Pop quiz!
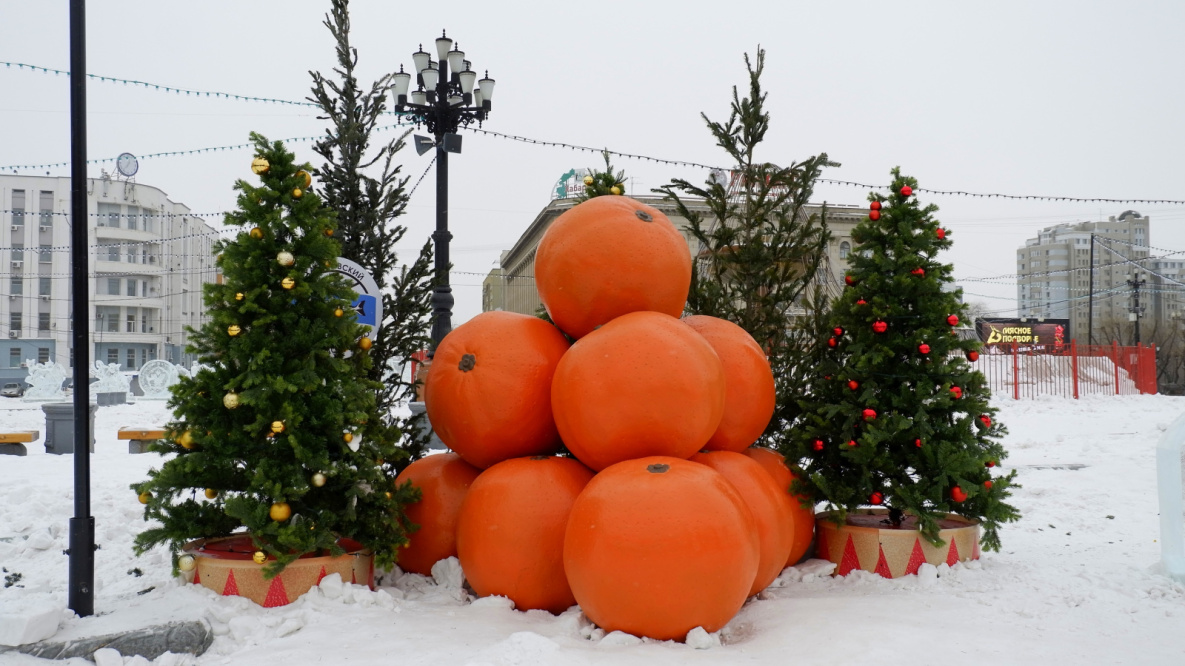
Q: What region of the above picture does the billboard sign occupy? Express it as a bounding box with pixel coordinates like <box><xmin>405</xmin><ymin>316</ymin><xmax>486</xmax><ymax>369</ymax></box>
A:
<box><xmin>329</xmin><ymin>258</ymin><xmax>382</xmax><ymax>335</ymax></box>
<box><xmin>976</xmin><ymin>318</ymin><xmax>1070</xmax><ymax>346</ymax></box>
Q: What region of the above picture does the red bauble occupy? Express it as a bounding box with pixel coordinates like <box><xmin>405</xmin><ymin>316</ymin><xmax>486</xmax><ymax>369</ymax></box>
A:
<box><xmin>936</xmin><ymin>228</ymin><xmax>946</xmax><ymax>240</ymax></box>
<box><xmin>918</xmin><ymin>344</ymin><xmax>931</xmax><ymax>355</ymax></box>
<box><xmin>984</xmin><ymin>480</ymin><xmax>993</xmax><ymax>490</ymax></box>
<box><xmin>966</xmin><ymin>350</ymin><xmax>980</xmax><ymax>362</ymax></box>
<box><xmin>812</xmin><ymin>439</ymin><xmax>824</xmax><ymax>452</ymax></box>
<box><xmin>844</xmin><ymin>274</ymin><xmax>855</xmax><ymax>286</ymax></box>
<box><xmin>870</xmin><ymin>201</ymin><xmax>882</xmax><ymax>211</ymax></box>
<box><xmin>833</xmin><ymin>327</ymin><xmax>844</xmax><ymax>336</ymax></box>
<box><xmin>950</xmin><ymin>386</ymin><xmax>963</xmax><ymax>399</ymax></box>
<box><xmin>870</xmin><ymin>491</ymin><xmax>884</xmax><ymax>505</ymax></box>
<box><xmin>950</xmin><ymin>486</ymin><xmax>967</xmax><ymax>503</ymax></box>
<box><xmin>900</xmin><ymin>185</ymin><xmax>913</xmax><ymax>197</ymax></box>
<box><xmin>847</xmin><ymin>439</ymin><xmax>858</xmax><ymax>447</ymax></box>
<box><xmin>827</xmin><ymin>337</ymin><xmax>838</xmax><ymax>348</ymax></box>
<box><xmin>862</xmin><ymin>408</ymin><xmax>876</xmax><ymax>421</ymax></box>
<box><xmin>856</xmin><ymin>299</ymin><xmax>867</xmax><ymax>306</ymax></box>
<box><xmin>914</xmin><ymin>438</ymin><xmax>923</xmax><ymax>448</ymax></box>
<box><xmin>869</xmin><ymin>210</ymin><xmax>881</xmax><ymax>221</ymax></box>
<box><xmin>947</xmin><ymin>315</ymin><xmax>959</xmax><ymax>326</ymax></box>
<box><xmin>847</xmin><ymin>380</ymin><xmax>859</xmax><ymax>391</ymax></box>
<box><xmin>979</xmin><ymin>415</ymin><xmax>992</xmax><ymax>428</ymax></box>
<box><xmin>910</xmin><ymin>268</ymin><xmax>925</xmax><ymax>277</ymax></box>
<box><xmin>986</xmin><ymin>460</ymin><xmax>996</xmax><ymax>468</ymax></box>
<box><xmin>872</xmin><ymin>320</ymin><xmax>888</xmax><ymax>334</ymax></box>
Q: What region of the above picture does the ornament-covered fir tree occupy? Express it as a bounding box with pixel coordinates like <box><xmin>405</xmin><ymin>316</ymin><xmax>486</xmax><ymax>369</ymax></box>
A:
<box><xmin>133</xmin><ymin>134</ymin><xmax>417</xmax><ymax>575</ymax></box>
<box><xmin>785</xmin><ymin>168</ymin><xmax>1020</xmax><ymax>551</ymax></box>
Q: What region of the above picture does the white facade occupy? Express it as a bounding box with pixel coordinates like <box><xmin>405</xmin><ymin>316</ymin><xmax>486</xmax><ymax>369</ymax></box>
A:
<box><xmin>1</xmin><ymin>173</ymin><xmax>221</xmax><ymax>385</ymax></box>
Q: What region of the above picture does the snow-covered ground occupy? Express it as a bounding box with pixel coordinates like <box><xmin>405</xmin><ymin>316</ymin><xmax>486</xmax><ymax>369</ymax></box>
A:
<box><xmin>2</xmin><ymin>395</ymin><xmax>1184</xmax><ymax>665</ymax></box>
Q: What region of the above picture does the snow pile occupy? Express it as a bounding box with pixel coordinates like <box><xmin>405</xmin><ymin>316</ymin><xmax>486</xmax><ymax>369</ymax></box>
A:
<box><xmin>2</xmin><ymin>396</ymin><xmax>1185</xmax><ymax>664</ymax></box>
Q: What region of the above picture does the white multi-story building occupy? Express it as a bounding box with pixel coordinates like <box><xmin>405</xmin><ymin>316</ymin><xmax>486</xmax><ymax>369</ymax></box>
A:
<box><xmin>1016</xmin><ymin>211</ymin><xmax>1151</xmax><ymax>342</ymax></box>
<box><xmin>1</xmin><ymin>173</ymin><xmax>221</xmax><ymax>386</ymax></box>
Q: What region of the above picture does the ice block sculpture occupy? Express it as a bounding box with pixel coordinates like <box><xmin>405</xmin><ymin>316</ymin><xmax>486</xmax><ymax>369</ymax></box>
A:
<box><xmin>1157</xmin><ymin>413</ymin><xmax>1185</xmax><ymax>583</ymax></box>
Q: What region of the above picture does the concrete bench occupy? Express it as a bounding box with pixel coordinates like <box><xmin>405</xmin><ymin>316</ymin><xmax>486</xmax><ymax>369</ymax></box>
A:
<box><xmin>0</xmin><ymin>431</ymin><xmax>40</xmax><ymax>456</ymax></box>
<box><xmin>118</xmin><ymin>427</ymin><xmax>166</xmax><ymax>454</ymax></box>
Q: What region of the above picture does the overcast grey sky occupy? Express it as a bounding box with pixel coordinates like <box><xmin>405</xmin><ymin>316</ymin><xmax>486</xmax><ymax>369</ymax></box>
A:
<box><xmin>3</xmin><ymin>0</ymin><xmax>1183</xmax><ymax>324</ymax></box>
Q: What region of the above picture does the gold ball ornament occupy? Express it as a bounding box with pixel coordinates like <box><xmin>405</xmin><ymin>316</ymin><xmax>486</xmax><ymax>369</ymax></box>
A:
<box><xmin>297</xmin><ymin>170</ymin><xmax>312</xmax><ymax>189</ymax></box>
<box><xmin>334</xmin><ymin>308</ymin><xmax>344</xmax><ymax>318</ymax></box>
<box><xmin>292</xmin><ymin>188</ymin><xmax>303</xmax><ymax>198</ymax></box>
<box><xmin>583</xmin><ymin>175</ymin><xmax>594</xmax><ymax>186</ymax></box>
<box><xmin>250</xmin><ymin>227</ymin><xmax>263</xmax><ymax>240</ymax></box>
<box><xmin>204</xmin><ymin>488</ymin><xmax>218</xmax><ymax>499</ymax></box>
<box><xmin>227</xmin><ymin>325</ymin><xmax>241</xmax><ymax>337</ymax></box>
<box><xmin>271</xmin><ymin>421</ymin><xmax>285</xmax><ymax>434</ymax></box>
<box><xmin>324</xmin><ymin>228</ymin><xmax>334</xmax><ymax>237</ymax></box>
<box><xmin>251</xmin><ymin>157</ymin><xmax>270</xmax><ymax>175</ymax></box>
<box><xmin>359</xmin><ymin>337</ymin><xmax>373</xmax><ymax>351</ymax></box>
<box><xmin>235</xmin><ymin>292</ymin><xmax>244</xmax><ymax>301</ymax></box>
<box><xmin>179</xmin><ymin>430</ymin><xmax>195</xmax><ymax>449</ymax></box>
<box><xmin>269</xmin><ymin>502</ymin><xmax>292</xmax><ymax>522</ymax></box>
<box><xmin>281</xmin><ymin>277</ymin><xmax>295</xmax><ymax>290</ymax></box>
<box><xmin>138</xmin><ymin>491</ymin><xmax>152</xmax><ymax>504</ymax></box>
<box><xmin>385</xmin><ymin>491</ymin><xmax>393</xmax><ymax>500</ymax></box>
<box><xmin>311</xmin><ymin>472</ymin><xmax>327</xmax><ymax>487</ymax></box>
<box><xmin>223</xmin><ymin>392</ymin><xmax>240</xmax><ymax>409</ymax></box>
<box><xmin>610</xmin><ymin>185</ymin><xmax>622</xmax><ymax>195</ymax></box>
<box><xmin>253</xmin><ymin>551</ymin><xmax>267</xmax><ymax>564</ymax></box>
<box><xmin>178</xmin><ymin>554</ymin><xmax>197</xmax><ymax>572</ymax></box>
<box><xmin>277</xmin><ymin>251</ymin><xmax>295</xmax><ymax>267</ymax></box>
<box><xmin>343</xmin><ymin>433</ymin><xmax>354</xmax><ymax>443</ymax></box>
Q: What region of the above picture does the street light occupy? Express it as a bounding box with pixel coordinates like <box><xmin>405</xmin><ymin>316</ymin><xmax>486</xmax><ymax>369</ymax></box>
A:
<box><xmin>391</xmin><ymin>30</ymin><xmax>495</xmax><ymax>348</ymax></box>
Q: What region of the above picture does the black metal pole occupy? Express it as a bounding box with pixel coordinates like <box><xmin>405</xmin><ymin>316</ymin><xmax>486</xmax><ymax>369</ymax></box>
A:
<box><xmin>68</xmin><ymin>0</ymin><xmax>94</xmax><ymax>617</ymax></box>
<box><xmin>429</xmin><ymin>58</ymin><xmax>453</xmax><ymax>348</ymax></box>
<box><xmin>1087</xmin><ymin>233</ymin><xmax>1095</xmax><ymax>346</ymax></box>
<box><xmin>1131</xmin><ymin>274</ymin><xmax>1142</xmax><ymax>345</ymax></box>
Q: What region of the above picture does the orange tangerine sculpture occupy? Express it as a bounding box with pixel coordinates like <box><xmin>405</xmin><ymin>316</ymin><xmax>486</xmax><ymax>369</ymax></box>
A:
<box><xmin>744</xmin><ymin>446</ymin><xmax>816</xmax><ymax>566</ymax></box>
<box><xmin>683</xmin><ymin>315</ymin><xmax>777</xmax><ymax>452</ymax></box>
<box><xmin>392</xmin><ymin>453</ymin><xmax>481</xmax><ymax>575</ymax></box>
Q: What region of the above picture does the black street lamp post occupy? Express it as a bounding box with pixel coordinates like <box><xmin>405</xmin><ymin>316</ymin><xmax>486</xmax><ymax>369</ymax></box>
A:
<box><xmin>391</xmin><ymin>31</ymin><xmax>495</xmax><ymax>348</ymax></box>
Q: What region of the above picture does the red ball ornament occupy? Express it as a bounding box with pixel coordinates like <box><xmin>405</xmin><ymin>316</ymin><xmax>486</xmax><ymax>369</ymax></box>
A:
<box><xmin>869</xmin><ymin>210</ymin><xmax>881</xmax><ymax>221</ymax></box>
<box><xmin>828</xmin><ymin>337</ymin><xmax>838</xmax><ymax>348</ymax></box>
<box><xmin>918</xmin><ymin>344</ymin><xmax>931</xmax><ymax>355</ymax></box>
<box><xmin>986</xmin><ymin>460</ymin><xmax>996</xmax><ymax>468</ymax></box>
<box><xmin>812</xmin><ymin>439</ymin><xmax>824</xmax><ymax>452</ymax></box>
<box><xmin>900</xmin><ymin>185</ymin><xmax>913</xmax><ymax>197</ymax></box>
<box><xmin>847</xmin><ymin>439</ymin><xmax>858</xmax><ymax>448</ymax></box>
<box><xmin>870</xmin><ymin>491</ymin><xmax>884</xmax><ymax>505</ymax></box>
<box><xmin>979</xmin><ymin>415</ymin><xmax>992</xmax><ymax>428</ymax></box>
<box><xmin>966</xmin><ymin>350</ymin><xmax>980</xmax><ymax>362</ymax></box>
<box><xmin>862</xmin><ymin>408</ymin><xmax>877</xmax><ymax>421</ymax></box>
<box><xmin>856</xmin><ymin>299</ymin><xmax>867</xmax><ymax>306</ymax></box>
<box><xmin>872</xmin><ymin>320</ymin><xmax>888</xmax><ymax>334</ymax></box>
<box><xmin>870</xmin><ymin>201</ymin><xmax>882</xmax><ymax>211</ymax></box>
<box><xmin>833</xmin><ymin>327</ymin><xmax>844</xmax><ymax>336</ymax></box>
<box><xmin>844</xmin><ymin>274</ymin><xmax>855</xmax><ymax>286</ymax></box>
<box><xmin>847</xmin><ymin>380</ymin><xmax>859</xmax><ymax>391</ymax></box>
<box><xmin>984</xmin><ymin>480</ymin><xmax>993</xmax><ymax>490</ymax></box>
<box><xmin>914</xmin><ymin>438</ymin><xmax>923</xmax><ymax>448</ymax></box>
<box><xmin>910</xmin><ymin>268</ymin><xmax>925</xmax><ymax>277</ymax></box>
<box><xmin>950</xmin><ymin>386</ymin><xmax>963</xmax><ymax>399</ymax></box>
<box><xmin>936</xmin><ymin>228</ymin><xmax>946</xmax><ymax>240</ymax></box>
<box><xmin>947</xmin><ymin>315</ymin><xmax>959</xmax><ymax>326</ymax></box>
<box><xmin>950</xmin><ymin>486</ymin><xmax>967</xmax><ymax>503</ymax></box>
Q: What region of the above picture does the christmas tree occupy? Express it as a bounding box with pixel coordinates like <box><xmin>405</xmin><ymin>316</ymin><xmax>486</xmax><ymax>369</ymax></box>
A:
<box><xmin>785</xmin><ymin>168</ymin><xmax>1020</xmax><ymax>551</ymax></box>
<box><xmin>133</xmin><ymin>134</ymin><xmax>417</xmax><ymax>575</ymax></box>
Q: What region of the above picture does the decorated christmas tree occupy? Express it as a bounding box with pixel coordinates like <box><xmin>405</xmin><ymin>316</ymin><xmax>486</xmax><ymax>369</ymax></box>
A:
<box><xmin>133</xmin><ymin>134</ymin><xmax>417</xmax><ymax>575</ymax></box>
<box><xmin>577</xmin><ymin>151</ymin><xmax>627</xmax><ymax>201</ymax></box>
<box><xmin>785</xmin><ymin>168</ymin><xmax>1020</xmax><ymax>551</ymax></box>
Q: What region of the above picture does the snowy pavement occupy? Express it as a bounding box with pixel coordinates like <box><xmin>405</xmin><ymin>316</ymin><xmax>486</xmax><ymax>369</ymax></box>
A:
<box><xmin>1</xmin><ymin>395</ymin><xmax>1184</xmax><ymax>665</ymax></box>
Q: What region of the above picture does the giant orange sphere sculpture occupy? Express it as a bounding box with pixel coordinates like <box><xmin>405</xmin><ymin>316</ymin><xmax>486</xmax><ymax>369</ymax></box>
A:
<box><xmin>564</xmin><ymin>456</ymin><xmax>759</xmax><ymax>640</ymax></box>
<box><xmin>535</xmin><ymin>196</ymin><xmax>691</xmax><ymax>339</ymax></box>
<box><xmin>551</xmin><ymin>311</ymin><xmax>725</xmax><ymax>471</ymax></box>
<box><xmin>744</xmin><ymin>446</ymin><xmax>815</xmax><ymax>567</ymax></box>
<box><xmin>456</xmin><ymin>456</ymin><xmax>594</xmax><ymax>614</ymax></box>
<box><xmin>393</xmin><ymin>453</ymin><xmax>482</xmax><ymax>575</ymax></box>
<box><xmin>425</xmin><ymin>311</ymin><xmax>571</xmax><ymax>469</ymax></box>
<box><xmin>683</xmin><ymin>315</ymin><xmax>776</xmax><ymax>452</ymax></box>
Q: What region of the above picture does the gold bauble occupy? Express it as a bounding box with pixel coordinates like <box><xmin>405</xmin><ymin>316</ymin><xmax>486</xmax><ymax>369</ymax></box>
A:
<box><xmin>179</xmin><ymin>430</ymin><xmax>194</xmax><ymax>449</ymax></box>
<box><xmin>235</xmin><ymin>292</ymin><xmax>244</xmax><ymax>301</ymax></box>
<box><xmin>204</xmin><ymin>488</ymin><xmax>218</xmax><ymax>499</ymax></box>
<box><xmin>311</xmin><ymin>472</ymin><xmax>327</xmax><ymax>487</ymax></box>
<box><xmin>297</xmin><ymin>170</ymin><xmax>312</xmax><ymax>189</ymax></box>
<box><xmin>359</xmin><ymin>337</ymin><xmax>373</xmax><ymax>351</ymax></box>
<box><xmin>227</xmin><ymin>325</ymin><xmax>241</xmax><ymax>337</ymax></box>
<box><xmin>292</xmin><ymin>188</ymin><xmax>303</xmax><ymax>198</ymax></box>
<box><xmin>249</xmin><ymin>227</ymin><xmax>263</xmax><ymax>240</ymax></box>
<box><xmin>253</xmin><ymin>551</ymin><xmax>267</xmax><ymax>564</ymax></box>
<box><xmin>385</xmin><ymin>492</ymin><xmax>392</xmax><ymax>500</ymax></box>
<box><xmin>251</xmin><ymin>157</ymin><xmax>270</xmax><ymax>175</ymax></box>
<box><xmin>325</xmin><ymin>228</ymin><xmax>334</xmax><ymax>237</ymax></box>
<box><xmin>583</xmin><ymin>175</ymin><xmax>594</xmax><ymax>186</ymax></box>
<box><xmin>281</xmin><ymin>277</ymin><xmax>295</xmax><ymax>290</ymax></box>
<box><xmin>277</xmin><ymin>251</ymin><xmax>295</xmax><ymax>267</ymax></box>
<box><xmin>178</xmin><ymin>554</ymin><xmax>197</xmax><ymax>572</ymax></box>
<box><xmin>223</xmin><ymin>392</ymin><xmax>240</xmax><ymax>409</ymax></box>
<box><xmin>610</xmin><ymin>185</ymin><xmax>622</xmax><ymax>195</ymax></box>
<box><xmin>271</xmin><ymin>421</ymin><xmax>285</xmax><ymax>434</ymax></box>
<box><xmin>334</xmin><ymin>308</ymin><xmax>344</xmax><ymax>318</ymax></box>
<box><xmin>269</xmin><ymin>502</ymin><xmax>292</xmax><ymax>522</ymax></box>
<box><xmin>343</xmin><ymin>433</ymin><xmax>354</xmax><ymax>443</ymax></box>
<box><xmin>138</xmin><ymin>491</ymin><xmax>152</xmax><ymax>504</ymax></box>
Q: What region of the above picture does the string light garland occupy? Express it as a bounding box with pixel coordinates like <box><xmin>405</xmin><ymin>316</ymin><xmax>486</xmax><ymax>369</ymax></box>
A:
<box><xmin>407</xmin><ymin>156</ymin><xmax>436</xmax><ymax>199</ymax></box>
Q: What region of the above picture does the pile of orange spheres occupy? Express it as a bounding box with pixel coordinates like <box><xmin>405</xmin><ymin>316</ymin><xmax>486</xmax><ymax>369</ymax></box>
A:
<box><xmin>410</xmin><ymin>195</ymin><xmax>816</xmax><ymax>641</ymax></box>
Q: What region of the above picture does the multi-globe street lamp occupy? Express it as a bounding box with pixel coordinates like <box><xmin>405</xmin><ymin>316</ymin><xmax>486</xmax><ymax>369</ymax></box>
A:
<box><xmin>390</xmin><ymin>31</ymin><xmax>495</xmax><ymax>348</ymax></box>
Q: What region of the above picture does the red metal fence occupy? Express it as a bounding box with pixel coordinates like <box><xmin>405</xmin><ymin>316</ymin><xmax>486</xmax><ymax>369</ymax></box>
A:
<box><xmin>973</xmin><ymin>341</ymin><xmax>1157</xmax><ymax>400</ymax></box>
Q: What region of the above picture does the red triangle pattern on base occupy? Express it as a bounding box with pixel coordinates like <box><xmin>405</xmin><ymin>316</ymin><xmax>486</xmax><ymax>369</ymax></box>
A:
<box><xmin>222</xmin><ymin>569</ymin><xmax>239</xmax><ymax>596</ymax></box>
<box><xmin>946</xmin><ymin>538</ymin><xmax>961</xmax><ymax>567</ymax></box>
<box><xmin>972</xmin><ymin>538</ymin><xmax>981</xmax><ymax>561</ymax></box>
<box><xmin>903</xmin><ymin>538</ymin><xmax>926</xmax><ymax>576</ymax></box>
<box><xmin>837</xmin><ymin>535</ymin><xmax>860</xmax><ymax>576</ymax></box>
<box><xmin>873</xmin><ymin>545</ymin><xmax>892</xmax><ymax>578</ymax></box>
<box><xmin>315</xmin><ymin>566</ymin><xmax>328</xmax><ymax>586</ymax></box>
<box><xmin>193</xmin><ymin>568</ymin><xmax>201</xmax><ymax>585</ymax></box>
<box><xmin>816</xmin><ymin>530</ymin><xmax>830</xmax><ymax>561</ymax></box>
<box><xmin>263</xmin><ymin>576</ymin><xmax>290</xmax><ymax>608</ymax></box>
<box><xmin>351</xmin><ymin>569</ymin><xmax>356</xmax><ymax>585</ymax></box>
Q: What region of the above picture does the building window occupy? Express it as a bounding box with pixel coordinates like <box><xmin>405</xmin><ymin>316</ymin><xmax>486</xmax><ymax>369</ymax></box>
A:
<box><xmin>39</xmin><ymin>245</ymin><xmax>51</xmax><ymax>263</ymax></box>
<box><xmin>141</xmin><ymin>311</ymin><xmax>149</xmax><ymax>333</ymax></box>
<box><xmin>126</xmin><ymin>207</ymin><xmax>138</xmax><ymax>231</ymax></box>
<box><xmin>39</xmin><ymin>191</ymin><xmax>53</xmax><ymax>226</ymax></box>
<box><xmin>126</xmin><ymin>348</ymin><xmax>136</xmax><ymax>369</ymax></box>
<box><xmin>98</xmin><ymin>203</ymin><xmax>120</xmax><ymax>228</ymax></box>
<box><xmin>107</xmin><ymin>245</ymin><xmax>119</xmax><ymax>262</ymax></box>
<box><xmin>12</xmin><ymin>190</ymin><xmax>26</xmax><ymax>228</ymax></box>
<box><xmin>39</xmin><ymin>277</ymin><xmax>50</xmax><ymax>296</ymax></box>
<box><xmin>126</xmin><ymin>308</ymin><xmax>138</xmax><ymax>333</ymax></box>
<box><xmin>108</xmin><ymin>278</ymin><xmax>121</xmax><ymax>296</ymax></box>
<box><xmin>839</xmin><ymin>241</ymin><xmax>851</xmax><ymax>260</ymax></box>
<box><xmin>140</xmin><ymin>348</ymin><xmax>148</xmax><ymax>366</ymax></box>
<box><xmin>38</xmin><ymin>313</ymin><xmax>49</xmax><ymax>331</ymax></box>
<box><xmin>127</xmin><ymin>280</ymin><xmax>136</xmax><ymax>297</ymax></box>
<box><xmin>97</xmin><ymin>306</ymin><xmax>119</xmax><ymax>333</ymax></box>
<box><xmin>11</xmin><ymin>277</ymin><xmax>22</xmax><ymax>295</ymax></box>
<box><xmin>10</xmin><ymin>312</ymin><xmax>21</xmax><ymax>331</ymax></box>
<box><xmin>12</xmin><ymin>245</ymin><xmax>24</xmax><ymax>262</ymax></box>
<box><xmin>107</xmin><ymin>348</ymin><xmax>119</xmax><ymax>365</ymax></box>
<box><xmin>9</xmin><ymin>348</ymin><xmax>19</xmax><ymax>367</ymax></box>
<box><xmin>38</xmin><ymin>347</ymin><xmax>49</xmax><ymax>363</ymax></box>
